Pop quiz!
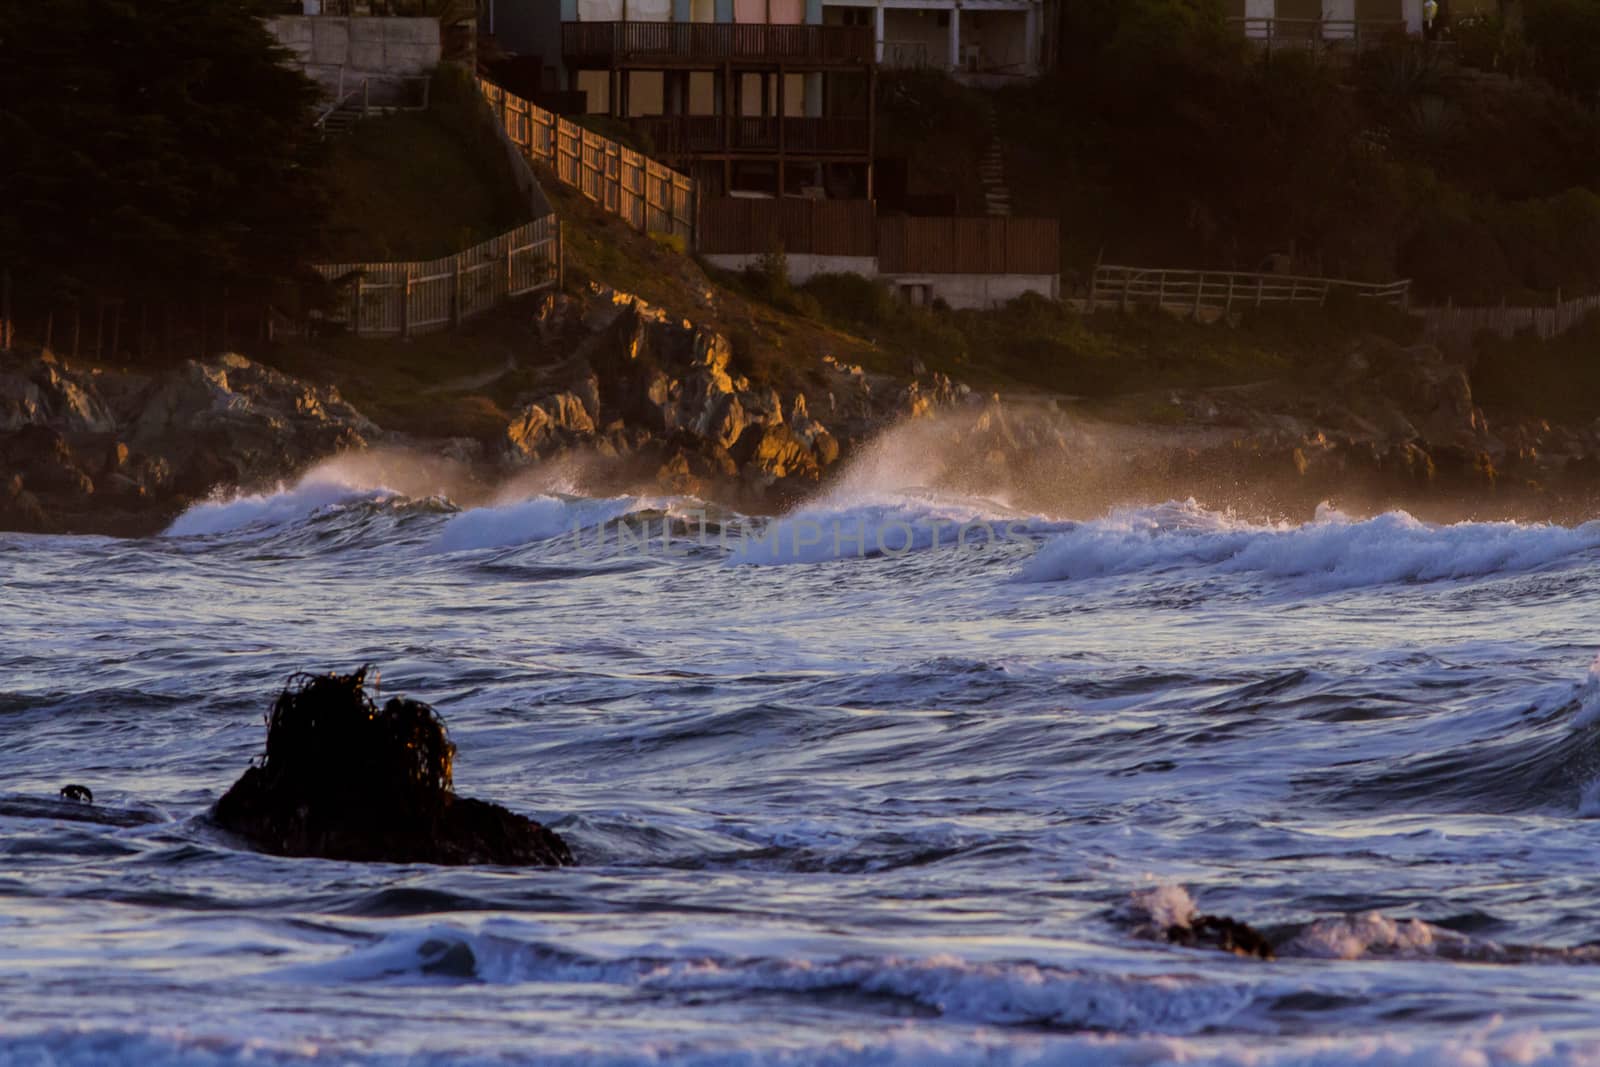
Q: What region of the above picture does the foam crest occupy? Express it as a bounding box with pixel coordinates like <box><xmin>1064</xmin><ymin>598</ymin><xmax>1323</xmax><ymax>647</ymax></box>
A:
<box><xmin>727</xmin><ymin>494</ymin><xmax>1055</xmax><ymax>566</ymax></box>
<box><xmin>430</xmin><ymin>495</ymin><xmax>640</xmax><ymax>552</ymax></box>
<box><xmin>164</xmin><ymin>478</ymin><xmax>400</xmax><ymax>538</ymax></box>
<box><xmin>1020</xmin><ymin>502</ymin><xmax>1600</xmax><ymax>590</ymax></box>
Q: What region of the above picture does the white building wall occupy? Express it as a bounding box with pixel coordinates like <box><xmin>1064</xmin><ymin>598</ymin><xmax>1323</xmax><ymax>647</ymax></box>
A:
<box><xmin>700</xmin><ymin>254</ymin><xmax>1059</xmax><ymax>309</ymax></box>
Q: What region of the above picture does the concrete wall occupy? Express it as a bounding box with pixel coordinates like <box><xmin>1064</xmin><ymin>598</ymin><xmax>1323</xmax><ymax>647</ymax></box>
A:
<box><xmin>701</xmin><ymin>252</ymin><xmax>879</xmax><ymax>283</ymax></box>
<box><xmin>268</xmin><ymin>16</ymin><xmax>439</xmax><ymax>98</ymax></box>
<box><xmin>701</xmin><ymin>254</ymin><xmax>1059</xmax><ymax>308</ymax></box>
<box><xmin>885</xmin><ymin>272</ymin><xmax>1059</xmax><ymax>309</ymax></box>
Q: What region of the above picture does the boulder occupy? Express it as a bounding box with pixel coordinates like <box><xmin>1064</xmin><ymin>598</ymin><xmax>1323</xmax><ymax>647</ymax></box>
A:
<box><xmin>212</xmin><ymin>669</ymin><xmax>573</xmax><ymax>868</ymax></box>
<box><xmin>505</xmin><ymin>391</ymin><xmax>597</xmax><ymax>461</ymax></box>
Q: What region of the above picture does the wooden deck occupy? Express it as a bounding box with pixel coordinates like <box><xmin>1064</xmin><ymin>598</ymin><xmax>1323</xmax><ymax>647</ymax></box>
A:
<box><xmin>562</xmin><ymin>21</ymin><xmax>875</xmax><ymax>68</ymax></box>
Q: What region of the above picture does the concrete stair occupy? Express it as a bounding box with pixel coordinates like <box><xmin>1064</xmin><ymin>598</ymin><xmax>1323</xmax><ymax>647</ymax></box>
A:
<box><xmin>978</xmin><ymin>102</ymin><xmax>1012</xmax><ymax>217</ymax></box>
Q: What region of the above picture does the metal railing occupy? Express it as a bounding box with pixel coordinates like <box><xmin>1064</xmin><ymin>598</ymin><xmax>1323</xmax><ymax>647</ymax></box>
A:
<box><xmin>881</xmin><ymin>40</ymin><xmax>932</xmax><ymax>69</ymax></box>
<box><xmin>1090</xmin><ymin>265</ymin><xmax>1411</xmax><ymax>316</ymax></box>
<box><xmin>313</xmin><ymin>77</ymin><xmax>369</xmax><ymax>130</ymax></box>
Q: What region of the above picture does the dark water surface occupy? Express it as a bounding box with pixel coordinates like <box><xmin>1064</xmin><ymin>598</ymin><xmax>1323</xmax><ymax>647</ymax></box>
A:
<box><xmin>5</xmin><ymin>473</ymin><xmax>1600</xmax><ymax>1065</ymax></box>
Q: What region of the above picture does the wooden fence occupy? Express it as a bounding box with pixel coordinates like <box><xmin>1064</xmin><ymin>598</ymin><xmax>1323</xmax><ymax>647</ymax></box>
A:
<box><xmin>698</xmin><ymin>198</ymin><xmax>877</xmax><ymax>257</ymax></box>
<box><xmin>1414</xmin><ymin>292</ymin><xmax>1600</xmax><ymax>347</ymax></box>
<box><xmin>698</xmin><ymin>199</ymin><xmax>1060</xmax><ymax>275</ymax></box>
<box><xmin>878</xmin><ymin>216</ymin><xmax>1059</xmax><ymax>275</ymax></box>
<box><xmin>314</xmin><ymin>218</ymin><xmax>560</xmax><ymax>337</ymax></box>
<box><xmin>479</xmin><ymin>79</ymin><xmax>697</xmax><ymax>243</ymax></box>
<box><xmin>1089</xmin><ymin>265</ymin><xmax>1411</xmax><ymax>316</ymax></box>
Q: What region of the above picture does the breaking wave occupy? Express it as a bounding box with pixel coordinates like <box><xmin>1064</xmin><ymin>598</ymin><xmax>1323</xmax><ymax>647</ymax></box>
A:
<box><xmin>163</xmin><ymin>478</ymin><xmax>404</xmax><ymax>538</ymax></box>
<box><xmin>1019</xmin><ymin>501</ymin><xmax>1600</xmax><ymax>590</ymax></box>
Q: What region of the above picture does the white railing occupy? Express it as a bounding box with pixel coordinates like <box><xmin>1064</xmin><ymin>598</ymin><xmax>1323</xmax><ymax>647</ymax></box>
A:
<box><xmin>314</xmin><ymin>217</ymin><xmax>561</xmax><ymax>337</ymax></box>
<box><xmin>1415</xmin><ymin>292</ymin><xmax>1600</xmax><ymax>347</ymax></box>
<box><xmin>1089</xmin><ymin>265</ymin><xmax>1412</xmax><ymax>316</ymax></box>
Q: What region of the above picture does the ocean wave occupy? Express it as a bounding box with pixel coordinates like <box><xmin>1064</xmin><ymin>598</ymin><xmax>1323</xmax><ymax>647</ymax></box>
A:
<box><xmin>1019</xmin><ymin>501</ymin><xmax>1600</xmax><ymax>590</ymax></box>
<box><xmin>10</xmin><ymin>1025</ymin><xmax>1597</xmax><ymax>1067</ymax></box>
<box><xmin>280</xmin><ymin>927</ymin><xmax>1254</xmax><ymax>1035</ymax></box>
<box><xmin>429</xmin><ymin>495</ymin><xmax>644</xmax><ymax>553</ymax></box>
<box><xmin>163</xmin><ymin>478</ymin><xmax>405</xmax><ymax>538</ymax></box>
<box><xmin>728</xmin><ymin>493</ymin><xmax>1058</xmax><ymax>566</ymax></box>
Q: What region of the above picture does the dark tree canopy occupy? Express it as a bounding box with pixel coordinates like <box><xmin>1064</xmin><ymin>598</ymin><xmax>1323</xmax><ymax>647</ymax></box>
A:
<box><xmin>0</xmin><ymin>0</ymin><xmax>328</xmax><ymax>306</ymax></box>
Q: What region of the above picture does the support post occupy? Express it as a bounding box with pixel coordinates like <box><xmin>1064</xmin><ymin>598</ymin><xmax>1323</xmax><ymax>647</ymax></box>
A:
<box><xmin>777</xmin><ymin>62</ymin><xmax>786</xmax><ymax>197</ymax></box>
<box><xmin>453</xmin><ymin>255</ymin><xmax>464</xmax><ymax>325</ymax></box>
<box><xmin>353</xmin><ymin>277</ymin><xmax>364</xmax><ymax>337</ymax></box>
<box><xmin>0</xmin><ymin>269</ymin><xmax>10</xmax><ymax>352</ymax></box>
<box><xmin>874</xmin><ymin>3</ymin><xmax>885</xmax><ymax>64</ymax></box>
<box><xmin>1193</xmin><ymin>274</ymin><xmax>1204</xmax><ymax>320</ymax></box>
<box><xmin>402</xmin><ymin>270</ymin><xmax>412</xmax><ymax>339</ymax></box>
<box><xmin>948</xmin><ymin>4</ymin><xmax>961</xmax><ymax>71</ymax></box>
<box><xmin>558</xmin><ymin>221</ymin><xmax>566</xmax><ymax>291</ymax></box>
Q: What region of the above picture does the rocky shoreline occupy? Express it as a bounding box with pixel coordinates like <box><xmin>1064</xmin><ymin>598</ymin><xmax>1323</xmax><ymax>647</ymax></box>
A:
<box><xmin>5</xmin><ymin>286</ymin><xmax>1599</xmax><ymax>537</ymax></box>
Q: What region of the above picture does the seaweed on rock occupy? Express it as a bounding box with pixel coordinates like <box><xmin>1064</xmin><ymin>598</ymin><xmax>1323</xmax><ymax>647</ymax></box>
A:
<box><xmin>212</xmin><ymin>668</ymin><xmax>573</xmax><ymax>867</ymax></box>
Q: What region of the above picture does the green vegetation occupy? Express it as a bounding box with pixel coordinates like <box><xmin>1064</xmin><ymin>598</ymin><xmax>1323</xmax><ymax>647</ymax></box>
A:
<box><xmin>719</xmin><ymin>261</ymin><xmax>1420</xmax><ymax>399</ymax></box>
<box><xmin>319</xmin><ymin>71</ymin><xmax>528</xmax><ymax>262</ymax></box>
<box><xmin>1472</xmin><ymin>312</ymin><xmax>1600</xmax><ymax>423</ymax></box>
<box><xmin>0</xmin><ymin>0</ymin><xmax>325</xmax><ymax>310</ymax></box>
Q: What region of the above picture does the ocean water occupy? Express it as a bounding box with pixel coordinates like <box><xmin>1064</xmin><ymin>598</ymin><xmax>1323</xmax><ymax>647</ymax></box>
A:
<box><xmin>6</xmin><ymin>450</ymin><xmax>1600</xmax><ymax>1066</ymax></box>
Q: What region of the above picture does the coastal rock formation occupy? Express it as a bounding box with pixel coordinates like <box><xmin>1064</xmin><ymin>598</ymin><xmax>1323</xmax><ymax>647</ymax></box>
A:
<box><xmin>0</xmin><ymin>351</ymin><xmax>376</xmax><ymax>534</ymax></box>
<box><xmin>212</xmin><ymin>669</ymin><xmax>574</xmax><ymax>867</ymax></box>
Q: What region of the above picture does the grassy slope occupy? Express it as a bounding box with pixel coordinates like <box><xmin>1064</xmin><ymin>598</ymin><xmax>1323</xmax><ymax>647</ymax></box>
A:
<box><xmin>317</xmin><ymin>83</ymin><xmax>527</xmax><ymax>263</ymax></box>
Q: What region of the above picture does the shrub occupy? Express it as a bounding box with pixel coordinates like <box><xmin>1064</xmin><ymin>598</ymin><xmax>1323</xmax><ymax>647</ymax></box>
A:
<box><xmin>800</xmin><ymin>272</ymin><xmax>896</xmax><ymax>327</ymax></box>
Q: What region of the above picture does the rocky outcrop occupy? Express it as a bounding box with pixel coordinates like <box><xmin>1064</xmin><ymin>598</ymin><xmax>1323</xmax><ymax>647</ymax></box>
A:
<box><xmin>495</xmin><ymin>287</ymin><xmax>895</xmax><ymax>501</ymax></box>
<box><xmin>212</xmin><ymin>669</ymin><xmax>574</xmax><ymax>868</ymax></box>
<box><xmin>0</xmin><ymin>351</ymin><xmax>376</xmax><ymax>534</ymax></box>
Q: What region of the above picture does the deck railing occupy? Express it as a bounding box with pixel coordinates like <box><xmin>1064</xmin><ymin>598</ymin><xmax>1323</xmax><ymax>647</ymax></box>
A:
<box><xmin>1090</xmin><ymin>265</ymin><xmax>1411</xmax><ymax>315</ymax></box>
<box><xmin>1228</xmin><ymin>16</ymin><xmax>1408</xmax><ymax>52</ymax></box>
<box><xmin>562</xmin><ymin>21</ymin><xmax>875</xmax><ymax>66</ymax></box>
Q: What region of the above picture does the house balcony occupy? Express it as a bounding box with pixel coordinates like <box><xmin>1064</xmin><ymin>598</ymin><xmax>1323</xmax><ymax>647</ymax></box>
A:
<box><xmin>1228</xmin><ymin>16</ymin><xmax>1409</xmax><ymax>52</ymax></box>
<box><xmin>562</xmin><ymin>21</ymin><xmax>876</xmax><ymax>69</ymax></box>
<box><xmin>633</xmin><ymin>115</ymin><xmax>871</xmax><ymax>158</ymax></box>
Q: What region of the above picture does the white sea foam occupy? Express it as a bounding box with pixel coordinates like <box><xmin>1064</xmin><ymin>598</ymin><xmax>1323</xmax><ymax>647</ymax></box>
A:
<box><xmin>11</xmin><ymin>1025</ymin><xmax>1600</xmax><ymax>1067</ymax></box>
<box><xmin>163</xmin><ymin>478</ymin><xmax>400</xmax><ymax>537</ymax></box>
<box><xmin>1571</xmin><ymin>655</ymin><xmax>1600</xmax><ymax>731</ymax></box>
<box><xmin>1019</xmin><ymin>501</ymin><xmax>1600</xmax><ymax>590</ymax></box>
<box><xmin>727</xmin><ymin>493</ymin><xmax>1056</xmax><ymax>566</ymax></box>
<box><xmin>1284</xmin><ymin>911</ymin><xmax>1463</xmax><ymax>961</ymax></box>
<box><xmin>430</xmin><ymin>495</ymin><xmax>641</xmax><ymax>552</ymax></box>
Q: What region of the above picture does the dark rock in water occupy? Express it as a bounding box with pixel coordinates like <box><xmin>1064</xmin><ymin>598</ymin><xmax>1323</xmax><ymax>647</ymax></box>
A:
<box><xmin>59</xmin><ymin>784</ymin><xmax>93</xmax><ymax>803</ymax></box>
<box><xmin>1168</xmin><ymin>914</ymin><xmax>1276</xmax><ymax>960</ymax></box>
<box><xmin>212</xmin><ymin>669</ymin><xmax>574</xmax><ymax>867</ymax></box>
